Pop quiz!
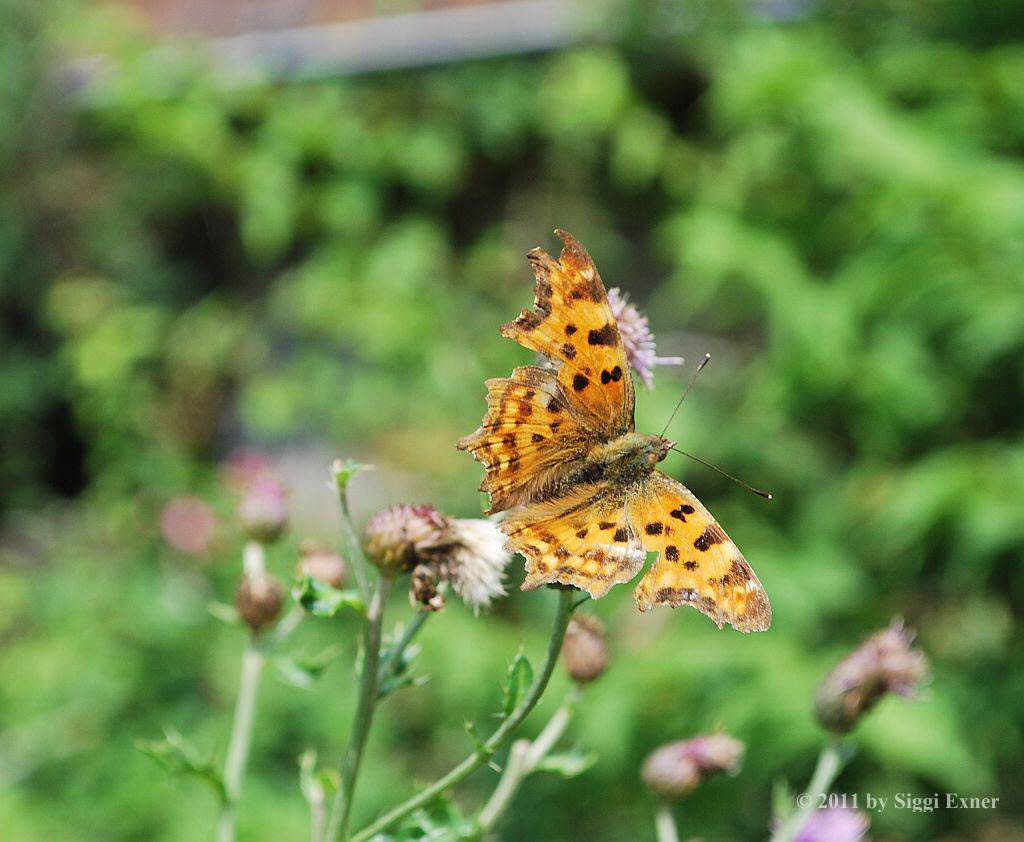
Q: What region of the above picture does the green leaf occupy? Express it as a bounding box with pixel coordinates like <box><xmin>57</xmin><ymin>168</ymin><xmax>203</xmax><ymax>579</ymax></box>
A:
<box><xmin>377</xmin><ymin>644</ymin><xmax>426</xmax><ymax>700</ymax></box>
<box><xmin>275</xmin><ymin>646</ymin><xmax>340</xmax><ymax>689</ymax></box>
<box><xmin>534</xmin><ymin>749</ymin><xmax>598</xmax><ymax>778</ymax></box>
<box><xmin>389</xmin><ymin>792</ymin><xmax>478</xmax><ymax>840</ymax></box>
<box><xmin>501</xmin><ymin>650</ymin><xmax>533</xmax><ymax>717</ymax></box>
<box><xmin>135</xmin><ymin>729</ymin><xmax>227</xmax><ymax>804</ymax></box>
<box><xmin>293</xmin><ymin>576</ymin><xmax>365</xmax><ymax>618</ymax></box>
<box><xmin>207</xmin><ymin>601</ymin><xmax>240</xmax><ymax>626</ymax></box>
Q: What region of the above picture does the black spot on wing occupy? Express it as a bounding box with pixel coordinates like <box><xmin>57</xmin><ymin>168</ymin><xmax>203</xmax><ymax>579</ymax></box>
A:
<box><xmin>587</xmin><ymin>323</ymin><xmax>618</xmax><ymax>346</ymax></box>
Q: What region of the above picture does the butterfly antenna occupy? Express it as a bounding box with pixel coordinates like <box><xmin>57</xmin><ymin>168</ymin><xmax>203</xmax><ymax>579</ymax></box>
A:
<box><xmin>669</xmin><ymin>446</ymin><xmax>773</xmax><ymax>500</ymax></box>
<box><xmin>659</xmin><ymin>352</ymin><xmax>711</xmax><ymax>439</ymax></box>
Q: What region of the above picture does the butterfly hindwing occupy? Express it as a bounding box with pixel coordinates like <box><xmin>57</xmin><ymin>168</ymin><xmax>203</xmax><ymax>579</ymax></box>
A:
<box><xmin>500</xmin><ymin>230</ymin><xmax>634</xmax><ymax>438</ymax></box>
<box><xmin>501</xmin><ymin>482</ymin><xmax>647</xmax><ymax>599</ymax></box>
<box><xmin>629</xmin><ymin>472</ymin><xmax>771</xmax><ymax>632</ymax></box>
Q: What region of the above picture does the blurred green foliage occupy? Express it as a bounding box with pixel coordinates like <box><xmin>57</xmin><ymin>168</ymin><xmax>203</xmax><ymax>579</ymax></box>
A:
<box><xmin>2</xmin><ymin>0</ymin><xmax>1023</xmax><ymax>839</ymax></box>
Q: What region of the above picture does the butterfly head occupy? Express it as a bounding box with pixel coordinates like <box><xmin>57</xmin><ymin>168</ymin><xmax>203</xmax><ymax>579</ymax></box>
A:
<box><xmin>644</xmin><ymin>435</ymin><xmax>675</xmax><ymax>469</ymax></box>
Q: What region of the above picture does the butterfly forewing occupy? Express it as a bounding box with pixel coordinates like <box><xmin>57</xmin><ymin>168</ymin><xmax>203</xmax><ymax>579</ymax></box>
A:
<box><xmin>499</xmin><ymin>229</ymin><xmax>635</xmax><ymax>438</ymax></box>
<box><xmin>456</xmin><ymin>365</ymin><xmax>589</xmax><ymax>513</ymax></box>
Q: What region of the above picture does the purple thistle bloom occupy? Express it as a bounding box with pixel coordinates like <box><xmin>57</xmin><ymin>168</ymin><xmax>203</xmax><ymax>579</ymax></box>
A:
<box><xmin>607</xmin><ymin>287</ymin><xmax>684</xmax><ymax>389</ymax></box>
<box><xmin>815</xmin><ymin>619</ymin><xmax>929</xmax><ymax>733</ymax></box>
<box><xmin>794</xmin><ymin>807</ymin><xmax>869</xmax><ymax>842</ymax></box>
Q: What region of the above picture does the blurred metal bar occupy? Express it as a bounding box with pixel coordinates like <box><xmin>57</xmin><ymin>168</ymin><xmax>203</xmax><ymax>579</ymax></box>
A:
<box><xmin>208</xmin><ymin>0</ymin><xmax>577</xmax><ymax>80</ymax></box>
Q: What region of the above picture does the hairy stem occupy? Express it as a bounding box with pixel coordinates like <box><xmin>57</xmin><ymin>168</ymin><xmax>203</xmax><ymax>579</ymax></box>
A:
<box><xmin>654</xmin><ymin>804</ymin><xmax>680</xmax><ymax>842</ymax></box>
<box><xmin>331</xmin><ymin>461</ymin><xmax>372</xmax><ymax>602</ymax></box>
<box><xmin>477</xmin><ymin>685</ymin><xmax>579</xmax><ymax>831</ymax></box>
<box><xmin>351</xmin><ymin>588</ymin><xmax>579</xmax><ymax>842</ymax></box>
<box><xmin>771</xmin><ymin>738</ymin><xmax>846</xmax><ymax>842</ymax></box>
<box><xmin>217</xmin><ymin>542</ymin><xmax>270</xmax><ymax>842</ymax></box>
<box><xmin>324</xmin><ymin>575</ymin><xmax>392</xmax><ymax>841</ymax></box>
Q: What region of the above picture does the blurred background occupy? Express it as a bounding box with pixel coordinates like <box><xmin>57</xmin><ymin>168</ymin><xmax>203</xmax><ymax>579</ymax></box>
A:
<box><xmin>2</xmin><ymin>0</ymin><xmax>1023</xmax><ymax>839</ymax></box>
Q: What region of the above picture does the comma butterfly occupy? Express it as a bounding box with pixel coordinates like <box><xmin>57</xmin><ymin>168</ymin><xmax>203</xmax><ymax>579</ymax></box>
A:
<box><xmin>457</xmin><ymin>231</ymin><xmax>771</xmax><ymax>632</ymax></box>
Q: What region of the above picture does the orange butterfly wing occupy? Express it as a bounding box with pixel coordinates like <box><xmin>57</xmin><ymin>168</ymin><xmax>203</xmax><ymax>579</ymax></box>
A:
<box><xmin>628</xmin><ymin>472</ymin><xmax>771</xmax><ymax>632</ymax></box>
<box><xmin>501</xmin><ymin>482</ymin><xmax>646</xmax><ymax>599</ymax></box>
<box><xmin>456</xmin><ymin>365</ymin><xmax>590</xmax><ymax>513</ymax></box>
<box><xmin>500</xmin><ymin>229</ymin><xmax>634</xmax><ymax>438</ymax></box>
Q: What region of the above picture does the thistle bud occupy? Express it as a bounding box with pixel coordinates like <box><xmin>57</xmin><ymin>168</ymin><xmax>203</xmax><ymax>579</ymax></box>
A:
<box><xmin>296</xmin><ymin>541</ymin><xmax>347</xmax><ymax>589</ymax></box>
<box><xmin>238</xmin><ymin>478</ymin><xmax>288</xmax><ymax>544</ymax></box>
<box><xmin>814</xmin><ymin>619</ymin><xmax>929</xmax><ymax>734</ymax></box>
<box><xmin>235</xmin><ymin>570</ymin><xmax>284</xmax><ymax>631</ymax></box>
<box><xmin>561</xmin><ymin>614</ymin><xmax>610</xmax><ymax>684</ymax></box>
<box><xmin>362</xmin><ymin>504</ymin><xmax>448</xmax><ymax>573</ymax></box>
<box><xmin>642</xmin><ymin>734</ymin><xmax>744</xmax><ymax>801</ymax></box>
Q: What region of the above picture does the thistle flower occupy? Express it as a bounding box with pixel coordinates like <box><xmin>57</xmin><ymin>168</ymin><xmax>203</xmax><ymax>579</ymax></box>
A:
<box><xmin>363</xmin><ymin>505</ymin><xmax>512</xmax><ymax>613</ymax></box>
<box><xmin>561</xmin><ymin>614</ymin><xmax>610</xmax><ymax>684</ymax></box>
<box><xmin>362</xmin><ymin>504</ymin><xmax>449</xmax><ymax>574</ymax></box>
<box><xmin>296</xmin><ymin>541</ymin><xmax>347</xmax><ymax>590</ymax></box>
<box><xmin>238</xmin><ymin>477</ymin><xmax>289</xmax><ymax>544</ymax></box>
<box><xmin>814</xmin><ymin>619</ymin><xmax>929</xmax><ymax>733</ymax></box>
<box><xmin>794</xmin><ymin>807</ymin><xmax>869</xmax><ymax>842</ymax></box>
<box><xmin>641</xmin><ymin>733</ymin><xmax>744</xmax><ymax>801</ymax></box>
<box><xmin>446</xmin><ymin>518</ymin><xmax>510</xmax><ymax>613</ymax></box>
<box><xmin>607</xmin><ymin>287</ymin><xmax>684</xmax><ymax>389</ymax></box>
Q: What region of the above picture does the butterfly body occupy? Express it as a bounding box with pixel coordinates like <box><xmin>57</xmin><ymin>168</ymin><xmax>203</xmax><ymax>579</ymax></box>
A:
<box><xmin>458</xmin><ymin>230</ymin><xmax>771</xmax><ymax>632</ymax></box>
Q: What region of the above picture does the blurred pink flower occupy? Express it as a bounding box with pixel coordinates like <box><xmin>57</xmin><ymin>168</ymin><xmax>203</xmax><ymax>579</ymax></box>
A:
<box><xmin>238</xmin><ymin>477</ymin><xmax>289</xmax><ymax>544</ymax></box>
<box><xmin>795</xmin><ymin>807</ymin><xmax>869</xmax><ymax>842</ymax></box>
<box><xmin>642</xmin><ymin>733</ymin><xmax>744</xmax><ymax>800</ymax></box>
<box><xmin>160</xmin><ymin>496</ymin><xmax>217</xmax><ymax>556</ymax></box>
<box><xmin>219</xmin><ymin>448</ymin><xmax>274</xmax><ymax>494</ymax></box>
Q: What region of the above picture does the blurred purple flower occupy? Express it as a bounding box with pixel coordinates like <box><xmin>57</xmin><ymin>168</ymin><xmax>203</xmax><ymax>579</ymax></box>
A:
<box><xmin>607</xmin><ymin>287</ymin><xmax>684</xmax><ymax>389</ymax></box>
<box><xmin>220</xmin><ymin>448</ymin><xmax>274</xmax><ymax>494</ymax></box>
<box><xmin>238</xmin><ymin>477</ymin><xmax>289</xmax><ymax>544</ymax></box>
<box><xmin>642</xmin><ymin>733</ymin><xmax>744</xmax><ymax>800</ymax></box>
<box><xmin>815</xmin><ymin>619</ymin><xmax>929</xmax><ymax>733</ymax></box>
<box><xmin>795</xmin><ymin>807</ymin><xmax>869</xmax><ymax>842</ymax></box>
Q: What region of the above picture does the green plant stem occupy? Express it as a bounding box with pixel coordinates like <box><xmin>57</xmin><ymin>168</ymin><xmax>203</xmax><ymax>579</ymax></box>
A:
<box><xmin>771</xmin><ymin>738</ymin><xmax>846</xmax><ymax>842</ymax></box>
<box><xmin>324</xmin><ymin>575</ymin><xmax>392</xmax><ymax>842</ymax></box>
<box><xmin>654</xmin><ymin>804</ymin><xmax>680</xmax><ymax>842</ymax></box>
<box><xmin>477</xmin><ymin>684</ymin><xmax>580</xmax><ymax>831</ymax></box>
<box><xmin>217</xmin><ymin>643</ymin><xmax>266</xmax><ymax>842</ymax></box>
<box><xmin>351</xmin><ymin>588</ymin><xmax>579</xmax><ymax>842</ymax></box>
<box><xmin>378</xmin><ymin>608</ymin><xmax>431</xmax><ymax>686</ymax></box>
<box><xmin>332</xmin><ymin>461</ymin><xmax>372</xmax><ymax>602</ymax></box>
<box><xmin>217</xmin><ymin>542</ymin><xmax>270</xmax><ymax>842</ymax></box>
